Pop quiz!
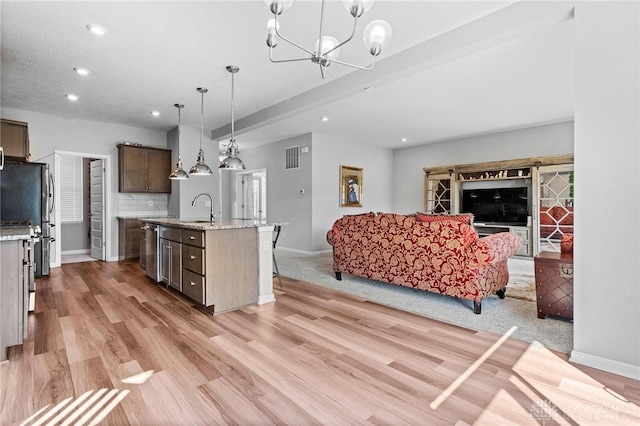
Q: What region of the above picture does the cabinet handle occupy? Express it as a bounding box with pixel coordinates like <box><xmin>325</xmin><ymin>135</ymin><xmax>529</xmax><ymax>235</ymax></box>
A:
<box><xmin>189</xmin><ymin>255</ymin><xmax>196</xmax><ymax>260</ymax></box>
<box><xmin>190</xmin><ymin>281</ymin><xmax>196</xmax><ymax>286</ymax></box>
<box><xmin>189</xmin><ymin>236</ymin><xmax>195</xmax><ymax>240</ymax></box>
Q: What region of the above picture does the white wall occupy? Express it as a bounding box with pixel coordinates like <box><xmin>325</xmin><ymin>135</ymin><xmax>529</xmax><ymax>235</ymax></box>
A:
<box><xmin>392</xmin><ymin>121</ymin><xmax>574</xmax><ymax>215</ymax></box>
<box><xmin>168</xmin><ymin>125</ymin><xmax>219</xmax><ymax>220</ymax></box>
<box><xmin>0</xmin><ymin>107</ymin><xmax>167</xmax><ymax>261</ymax></box>
<box><xmin>571</xmin><ymin>1</ymin><xmax>640</xmax><ymax>379</ymax></box>
<box><xmin>312</xmin><ymin>133</ymin><xmax>393</xmax><ymax>252</ymax></box>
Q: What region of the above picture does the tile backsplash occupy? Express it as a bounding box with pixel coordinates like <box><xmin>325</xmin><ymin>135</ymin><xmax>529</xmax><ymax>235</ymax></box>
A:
<box><xmin>118</xmin><ymin>193</ymin><xmax>169</xmax><ymax>216</ymax></box>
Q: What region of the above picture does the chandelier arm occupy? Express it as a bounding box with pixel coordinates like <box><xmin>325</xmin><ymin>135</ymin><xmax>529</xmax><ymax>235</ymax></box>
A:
<box><xmin>329</xmin><ymin>53</ymin><xmax>378</xmax><ymax>71</ymax></box>
<box><xmin>317</xmin><ymin>0</ymin><xmax>326</xmax><ymax>57</ymax></box>
<box><xmin>323</xmin><ymin>14</ymin><xmax>358</xmax><ymax>58</ymax></box>
<box><xmin>273</xmin><ymin>16</ymin><xmax>315</xmax><ymax>56</ymax></box>
<box><xmin>269</xmin><ymin>46</ymin><xmax>315</xmax><ymax>63</ymax></box>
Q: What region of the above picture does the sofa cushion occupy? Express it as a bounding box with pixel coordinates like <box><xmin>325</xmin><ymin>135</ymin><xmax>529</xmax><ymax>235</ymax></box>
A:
<box><xmin>416</xmin><ymin>212</ymin><xmax>474</xmax><ymax>225</ymax></box>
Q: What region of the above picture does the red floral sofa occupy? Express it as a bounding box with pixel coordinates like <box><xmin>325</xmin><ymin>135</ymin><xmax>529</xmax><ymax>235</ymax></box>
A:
<box><xmin>326</xmin><ymin>212</ymin><xmax>522</xmax><ymax>314</ymax></box>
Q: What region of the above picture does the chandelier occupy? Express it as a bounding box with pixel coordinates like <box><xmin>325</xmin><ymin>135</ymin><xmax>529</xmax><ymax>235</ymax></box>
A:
<box><xmin>264</xmin><ymin>0</ymin><xmax>392</xmax><ymax>78</ymax></box>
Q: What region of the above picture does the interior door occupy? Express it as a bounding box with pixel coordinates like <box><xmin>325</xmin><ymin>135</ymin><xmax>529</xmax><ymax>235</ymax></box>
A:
<box><xmin>90</xmin><ymin>159</ymin><xmax>105</xmax><ymax>260</ymax></box>
<box><xmin>237</xmin><ymin>169</ymin><xmax>267</xmax><ymax>221</ymax></box>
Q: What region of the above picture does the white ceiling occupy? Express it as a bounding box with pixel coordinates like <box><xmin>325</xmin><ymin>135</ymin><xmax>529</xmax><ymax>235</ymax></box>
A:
<box><xmin>0</xmin><ymin>1</ymin><xmax>575</xmax><ymax>152</ymax></box>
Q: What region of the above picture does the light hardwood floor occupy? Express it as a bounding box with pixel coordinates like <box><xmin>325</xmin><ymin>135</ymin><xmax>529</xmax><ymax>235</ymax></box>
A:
<box><xmin>1</xmin><ymin>260</ymin><xmax>638</xmax><ymax>425</ymax></box>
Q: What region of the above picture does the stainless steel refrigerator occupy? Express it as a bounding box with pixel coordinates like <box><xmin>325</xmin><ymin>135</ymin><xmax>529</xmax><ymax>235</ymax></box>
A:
<box><xmin>0</xmin><ymin>162</ymin><xmax>53</xmax><ymax>277</ymax></box>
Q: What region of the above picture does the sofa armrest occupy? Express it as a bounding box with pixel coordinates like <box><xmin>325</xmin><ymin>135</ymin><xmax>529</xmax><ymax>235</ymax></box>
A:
<box><xmin>468</xmin><ymin>232</ymin><xmax>523</xmax><ymax>267</ymax></box>
<box><xmin>327</xmin><ymin>223</ymin><xmax>340</xmax><ymax>246</ymax></box>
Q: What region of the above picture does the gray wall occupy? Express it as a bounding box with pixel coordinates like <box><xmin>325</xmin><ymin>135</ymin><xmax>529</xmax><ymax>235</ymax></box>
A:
<box><xmin>240</xmin><ymin>133</ymin><xmax>314</xmax><ymax>252</ymax></box>
<box><xmin>240</xmin><ymin>132</ymin><xmax>393</xmax><ymax>252</ymax></box>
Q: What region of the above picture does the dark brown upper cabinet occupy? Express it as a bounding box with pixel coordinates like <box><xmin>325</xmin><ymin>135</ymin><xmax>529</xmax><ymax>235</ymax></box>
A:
<box><xmin>118</xmin><ymin>144</ymin><xmax>171</xmax><ymax>193</ymax></box>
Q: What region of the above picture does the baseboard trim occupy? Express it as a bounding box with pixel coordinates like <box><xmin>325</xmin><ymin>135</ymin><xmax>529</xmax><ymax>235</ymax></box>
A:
<box><xmin>570</xmin><ymin>350</ymin><xmax>640</xmax><ymax>380</ymax></box>
<box><xmin>61</xmin><ymin>249</ymin><xmax>90</xmax><ymax>255</ymax></box>
<box><xmin>277</xmin><ymin>247</ymin><xmax>332</xmax><ymax>255</ymax></box>
<box><xmin>258</xmin><ymin>294</ymin><xmax>276</xmax><ymax>305</ymax></box>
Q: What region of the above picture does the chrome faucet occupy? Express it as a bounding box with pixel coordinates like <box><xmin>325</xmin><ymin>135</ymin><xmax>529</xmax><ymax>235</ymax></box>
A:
<box><xmin>192</xmin><ymin>192</ymin><xmax>215</xmax><ymax>222</ymax></box>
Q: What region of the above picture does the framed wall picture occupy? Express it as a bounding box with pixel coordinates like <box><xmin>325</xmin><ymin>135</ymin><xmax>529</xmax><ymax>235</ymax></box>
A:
<box><xmin>340</xmin><ymin>165</ymin><xmax>363</xmax><ymax>207</ymax></box>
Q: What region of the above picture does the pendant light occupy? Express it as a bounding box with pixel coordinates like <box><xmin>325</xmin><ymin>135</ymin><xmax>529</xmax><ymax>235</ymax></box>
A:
<box><xmin>190</xmin><ymin>87</ymin><xmax>213</xmax><ymax>175</ymax></box>
<box><xmin>219</xmin><ymin>65</ymin><xmax>246</xmax><ymax>170</ymax></box>
<box><xmin>169</xmin><ymin>103</ymin><xmax>189</xmax><ymax>180</ymax></box>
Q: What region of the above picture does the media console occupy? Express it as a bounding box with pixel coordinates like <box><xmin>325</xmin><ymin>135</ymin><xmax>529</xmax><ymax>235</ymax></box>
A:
<box><xmin>474</xmin><ymin>223</ymin><xmax>532</xmax><ymax>257</ymax></box>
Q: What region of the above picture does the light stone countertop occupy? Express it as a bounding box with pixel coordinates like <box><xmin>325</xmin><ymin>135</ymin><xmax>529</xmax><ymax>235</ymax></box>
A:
<box><xmin>137</xmin><ymin>217</ymin><xmax>286</xmax><ymax>231</ymax></box>
<box><xmin>0</xmin><ymin>225</ymin><xmax>33</xmax><ymax>241</ymax></box>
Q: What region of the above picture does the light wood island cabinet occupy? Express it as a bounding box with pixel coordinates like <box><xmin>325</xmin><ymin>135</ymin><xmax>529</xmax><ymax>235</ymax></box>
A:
<box><xmin>142</xmin><ymin>219</ymin><xmax>275</xmax><ymax>314</ymax></box>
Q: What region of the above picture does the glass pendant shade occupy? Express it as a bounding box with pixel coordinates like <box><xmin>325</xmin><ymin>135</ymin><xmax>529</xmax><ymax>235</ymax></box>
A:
<box><xmin>220</xmin><ymin>65</ymin><xmax>246</xmax><ymax>171</ymax></box>
<box><xmin>363</xmin><ymin>19</ymin><xmax>392</xmax><ymax>56</ymax></box>
<box><xmin>169</xmin><ymin>103</ymin><xmax>189</xmax><ymax>180</ymax></box>
<box><xmin>315</xmin><ymin>36</ymin><xmax>341</xmax><ymax>62</ymax></box>
<box><xmin>190</xmin><ymin>87</ymin><xmax>213</xmax><ymax>176</ymax></box>
<box><xmin>263</xmin><ymin>0</ymin><xmax>294</xmax><ymax>15</ymax></box>
<box><xmin>341</xmin><ymin>0</ymin><xmax>375</xmax><ymax>18</ymax></box>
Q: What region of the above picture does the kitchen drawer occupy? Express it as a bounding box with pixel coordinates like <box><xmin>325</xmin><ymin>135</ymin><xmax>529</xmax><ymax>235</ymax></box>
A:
<box><xmin>182</xmin><ymin>229</ymin><xmax>204</xmax><ymax>247</ymax></box>
<box><xmin>160</xmin><ymin>226</ymin><xmax>182</xmax><ymax>242</ymax></box>
<box><xmin>182</xmin><ymin>269</ymin><xmax>205</xmax><ymax>304</ymax></box>
<box><xmin>182</xmin><ymin>244</ymin><xmax>204</xmax><ymax>275</ymax></box>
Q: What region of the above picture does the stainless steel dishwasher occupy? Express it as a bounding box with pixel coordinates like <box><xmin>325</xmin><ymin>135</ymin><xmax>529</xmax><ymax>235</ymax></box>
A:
<box><xmin>143</xmin><ymin>223</ymin><xmax>160</xmax><ymax>282</ymax></box>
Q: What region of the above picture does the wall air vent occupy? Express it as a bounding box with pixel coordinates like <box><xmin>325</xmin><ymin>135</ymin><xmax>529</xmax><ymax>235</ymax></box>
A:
<box><xmin>285</xmin><ymin>145</ymin><xmax>300</xmax><ymax>170</ymax></box>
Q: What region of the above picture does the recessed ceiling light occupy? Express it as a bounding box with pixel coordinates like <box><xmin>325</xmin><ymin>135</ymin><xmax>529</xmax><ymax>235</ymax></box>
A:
<box><xmin>151</xmin><ymin>111</ymin><xmax>160</xmax><ymax>117</ymax></box>
<box><xmin>87</xmin><ymin>24</ymin><xmax>108</xmax><ymax>36</ymax></box>
<box><xmin>401</xmin><ymin>137</ymin><xmax>408</xmax><ymax>142</ymax></box>
<box><xmin>66</xmin><ymin>94</ymin><xmax>79</xmax><ymax>101</ymax></box>
<box><xmin>321</xmin><ymin>116</ymin><xmax>329</xmax><ymax>122</ymax></box>
<box><xmin>364</xmin><ymin>86</ymin><xmax>373</xmax><ymax>92</ymax></box>
<box><xmin>73</xmin><ymin>67</ymin><xmax>90</xmax><ymax>76</ymax></box>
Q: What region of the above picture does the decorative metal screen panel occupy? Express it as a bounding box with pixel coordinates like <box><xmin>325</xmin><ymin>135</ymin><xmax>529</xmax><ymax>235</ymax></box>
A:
<box><xmin>538</xmin><ymin>168</ymin><xmax>574</xmax><ymax>252</ymax></box>
<box><xmin>424</xmin><ymin>176</ymin><xmax>452</xmax><ymax>214</ymax></box>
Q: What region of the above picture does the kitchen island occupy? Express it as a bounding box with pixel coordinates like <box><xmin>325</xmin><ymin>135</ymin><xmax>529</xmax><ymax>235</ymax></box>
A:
<box><xmin>138</xmin><ymin>218</ymin><xmax>279</xmax><ymax>314</ymax></box>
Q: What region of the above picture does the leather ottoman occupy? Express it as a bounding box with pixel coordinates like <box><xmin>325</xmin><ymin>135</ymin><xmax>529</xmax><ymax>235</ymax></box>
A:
<box><xmin>534</xmin><ymin>251</ymin><xmax>574</xmax><ymax>320</ymax></box>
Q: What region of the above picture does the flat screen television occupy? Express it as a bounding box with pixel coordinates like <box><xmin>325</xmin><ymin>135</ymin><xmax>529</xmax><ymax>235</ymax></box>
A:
<box><xmin>461</xmin><ymin>187</ymin><xmax>529</xmax><ymax>226</ymax></box>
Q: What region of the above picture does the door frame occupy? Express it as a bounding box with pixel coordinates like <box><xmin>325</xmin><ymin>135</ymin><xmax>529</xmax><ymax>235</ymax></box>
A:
<box><xmin>53</xmin><ymin>150</ymin><xmax>110</xmax><ymax>266</ymax></box>
<box><xmin>235</xmin><ymin>168</ymin><xmax>267</xmax><ymax>221</ymax></box>
<box><xmin>89</xmin><ymin>159</ymin><xmax>106</xmax><ymax>261</ymax></box>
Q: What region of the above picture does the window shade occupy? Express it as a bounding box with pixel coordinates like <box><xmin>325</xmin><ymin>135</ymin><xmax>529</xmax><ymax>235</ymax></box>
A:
<box><xmin>59</xmin><ymin>155</ymin><xmax>83</xmax><ymax>222</ymax></box>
